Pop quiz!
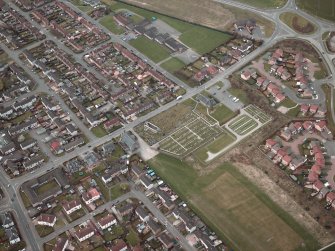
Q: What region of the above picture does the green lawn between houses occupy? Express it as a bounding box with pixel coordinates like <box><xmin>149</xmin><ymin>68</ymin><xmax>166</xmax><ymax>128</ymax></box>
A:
<box><xmin>160</xmin><ymin>57</ymin><xmax>186</xmax><ymax>74</ymax></box>
<box><xmin>99</xmin><ymin>15</ymin><xmax>125</xmax><ymax>35</ymax></box>
<box><xmin>148</xmin><ymin>154</ymin><xmax>319</xmax><ymax>251</ymax></box>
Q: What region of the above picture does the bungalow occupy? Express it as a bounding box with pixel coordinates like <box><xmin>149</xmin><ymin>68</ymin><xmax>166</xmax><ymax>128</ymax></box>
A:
<box><xmin>294</xmin><ymin>122</ymin><xmax>303</xmax><ymax>133</ymax></box>
<box><xmin>309</xmin><ymin>104</ymin><xmax>319</xmax><ymax>114</ymax></box>
<box><xmin>271</xmin><ymin>143</ymin><xmax>281</xmax><ymax>154</ymax></box>
<box><xmin>317</xmin><ymin>106</ymin><xmax>327</xmax><ymax>117</ymax></box>
<box><xmin>117</xmin><ymin>203</ymin><xmax>134</xmax><ymax>217</ymax></box>
<box><xmin>256</xmin><ymin>76</ymin><xmax>266</xmax><ymax>87</ymax></box>
<box><xmin>0</xmin><ymin>212</ymin><xmax>14</xmax><ymax>228</ymax></box>
<box><xmin>62</xmin><ymin>200</ymin><xmax>82</xmax><ymax>215</ymax></box>
<box><xmin>282</xmin><ymin>155</ymin><xmax>292</xmax><ymax>166</ymax></box>
<box><xmin>139</xmin><ymin>175</ymin><xmax>153</xmax><ymax>190</ymax></box>
<box><xmin>135</xmin><ymin>206</ymin><xmax>149</xmax><ymax>222</ymax></box>
<box><xmin>111</xmin><ymin>239</ymin><xmax>128</xmax><ymax>251</ymax></box>
<box><xmin>75</xmin><ymin>225</ymin><xmax>95</xmax><ymax>242</ymax></box>
<box><xmin>265</xmin><ymin>139</ymin><xmax>277</xmax><ymax>149</ymax></box>
<box><xmin>82</xmin><ymin>188</ymin><xmax>100</xmax><ymax>205</ymax></box>
<box><xmin>275</xmin><ymin>93</ymin><xmax>286</xmax><ymax>103</ymax></box>
<box><xmin>5</xmin><ymin>227</ymin><xmax>20</xmax><ymax>245</ymax></box>
<box><xmin>315</xmin><ymin>120</ymin><xmax>327</xmax><ymax>132</ymax></box>
<box><xmin>280</xmin><ymin>128</ymin><xmax>291</xmax><ymax>141</ymax></box>
<box><xmin>241</xmin><ymin>70</ymin><xmax>251</xmax><ymax>81</ymax></box>
<box><xmin>326</xmin><ymin>192</ymin><xmax>335</xmax><ymax>204</ymax></box>
<box><xmin>37</xmin><ymin>214</ymin><xmax>56</xmax><ymax>227</ymax></box>
<box><xmin>311</xmin><ymin>164</ymin><xmax>322</xmax><ymax>175</ymax></box>
<box><xmin>302</xmin><ymin>121</ymin><xmax>313</xmax><ymax>131</ymax></box>
<box><xmin>158</xmin><ymin>233</ymin><xmax>174</xmax><ymax>249</ymax></box>
<box><xmin>97</xmin><ymin>214</ymin><xmax>117</xmax><ymax>230</ymax></box>
<box><xmin>313</xmin><ymin>180</ymin><xmax>324</xmax><ymax>192</ymax></box>
<box><xmin>307</xmin><ymin>171</ymin><xmax>319</xmax><ymax>183</ymax></box>
<box><xmin>147</xmin><ymin>217</ymin><xmax>161</xmax><ymax>235</ymax></box>
<box><xmin>289</xmin><ymin>156</ymin><xmax>306</xmax><ymax>170</ymax></box>
<box><xmin>53</xmin><ymin>237</ymin><xmax>69</xmax><ymax>251</ymax></box>
<box><xmin>173</xmin><ymin>209</ymin><xmax>196</xmax><ymax>233</ymax></box>
<box><xmin>300</xmin><ymin>104</ymin><xmax>309</xmax><ymax>115</ymax></box>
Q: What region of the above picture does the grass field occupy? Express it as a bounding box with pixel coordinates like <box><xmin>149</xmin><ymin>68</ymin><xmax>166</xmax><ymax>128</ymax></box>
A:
<box><xmin>108</xmin><ymin>1</ymin><xmax>232</xmax><ymax>54</ymax></box>
<box><xmin>233</xmin><ymin>0</ymin><xmax>287</xmax><ymax>8</ymax></box>
<box><xmin>228</xmin><ymin>114</ymin><xmax>258</xmax><ymax>136</ymax></box>
<box><xmin>296</xmin><ymin>0</ymin><xmax>335</xmax><ymax>22</ymax></box>
<box><xmin>228</xmin><ymin>88</ymin><xmax>249</xmax><ymax>104</ymax></box>
<box><xmin>160</xmin><ymin>57</ymin><xmax>186</xmax><ymax>74</ymax></box>
<box><xmin>92</xmin><ymin>125</ymin><xmax>108</xmax><ymax>138</ymax></box>
<box><xmin>322</xmin><ymin>85</ymin><xmax>335</xmax><ymax>134</ymax></box>
<box><xmin>70</xmin><ymin>0</ymin><xmax>93</xmax><ymax>12</ymax></box>
<box><xmin>194</xmin><ymin>129</ymin><xmax>236</xmax><ymax>162</ymax></box>
<box><xmin>148</xmin><ymin>154</ymin><xmax>319</xmax><ymax>251</ymax></box>
<box><xmin>280</xmin><ymin>98</ymin><xmax>296</xmax><ymax>108</ymax></box>
<box><xmin>99</xmin><ymin>16</ymin><xmax>125</xmax><ymax>35</ymax></box>
<box><xmin>129</xmin><ymin>36</ymin><xmax>170</xmax><ymax>63</ymax></box>
<box><xmin>279</xmin><ymin>12</ymin><xmax>316</xmax><ymax>34</ymax></box>
<box><xmin>210</xmin><ymin>103</ymin><xmax>236</xmax><ymax>125</ymax></box>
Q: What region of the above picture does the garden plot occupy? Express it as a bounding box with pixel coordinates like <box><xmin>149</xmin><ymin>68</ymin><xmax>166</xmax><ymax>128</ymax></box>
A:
<box><xmin>244</xmin><ymin>104</ymin><xmax>272</xmax><ymax>123</ymax></box>
<box><xmin>228</xmin><ymin>115</ymin><xmax>258</xmax><ymax>136</ymax></box>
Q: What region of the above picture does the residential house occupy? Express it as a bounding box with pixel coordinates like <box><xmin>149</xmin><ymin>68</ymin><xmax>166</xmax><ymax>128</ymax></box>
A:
<box><xmin>62</xmin><ymin>200</ymin><xmax>82</xmax><ymax>215</ymax></box>
<box><xmin>97</xmin><ymin>214</ymin><xmax>117</xmax><ymax>230</ymax></box>
<box><xmin>147</xmin><ymin>217</ymin><xmax>161</xmax><ymax>235</ymax></box>
<box><xmin>37</xmin><ymin>214</ymin><xmax>56</xmax><ymax>227</ymax></box>
<box><xmin>0</xmin><ymin>212</ymin><xmax>14</xmax><ymax>228</ymax></box>
<box><xmin>117</xmin><ymin>203</ymin><xmax>134</xmax><ymax>217</ymax></box>
<box><xmin>111</xmin><ymin>239</ymin><xmax>128</xmax><ymax>251</ymax></box>
<box><xmin>158</xmin><ymin>233</ymin><xmax>174</xmax><ymax>249</ymax></box>
<box><xmin>135</xmin><ymin>206</ymin><xmax>149</xmax><ymax>222</ymax></box>
<box><xmin>75</xmin><ymin>225</ymin><xmax>95</xmax><ymax>242</ymax></box>
<box><xmin>139</xmin><ymin>175</ymin><xmax>153</xmax><ymax>190</ymax></box>
<box><xmin>82</xmin><ymin>188</ymin><xmax>100</xmax><ymax>205</ymax></box>
<box><xmin>119</xmin><ymin>131</ymin><xmax>139</xmax><ymax>153</ymax></box>
<box><xmin>52</xmin><ymin>238</ymin><xmax>69</xmax><ymax>251</ymax></box>
<box><xmin>173</xmin><ymin>209</ymin><xmax>196</xmax><ymax>233</ymax></box>
<box><xmin>5</xmin><ymin>227</ymin><xmax>20</xmax><ymax>245</ymax></box>
<box><xmin>313</xmin><ymin>180</ymin><xmax>324</xmax><ymax>192</ymax></box>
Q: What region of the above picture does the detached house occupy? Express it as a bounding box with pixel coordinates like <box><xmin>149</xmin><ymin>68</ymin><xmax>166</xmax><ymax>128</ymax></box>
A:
<box><xmin>37</xmin><ymin>214</ymin><xmax>56</xmax><ymax>227</ymax></box>
<box><xmin>75</xmin><ymin>225</ymin><xmax>95</xmax><ymax>242</ymax></box>
<box><xmin>63</xmin><ymin>200</ymin><xmax>82</xmax><ymax>215</ymax></box>
<box><xmin>82</xmin><ymin>188</ymin><xmax>100</xmax><ymax>205</ymax></box>
<box><xmin>97</xmin><ymin>214</ymin><xmax>117</xmax><ymax>230</ymax></box>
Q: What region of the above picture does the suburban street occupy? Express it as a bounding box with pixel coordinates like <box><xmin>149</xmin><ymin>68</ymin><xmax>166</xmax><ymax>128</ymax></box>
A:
<box><xmin>0</xmin><ymin>0</ymin><xmax>335</xmax><ymax>250</ymax></box>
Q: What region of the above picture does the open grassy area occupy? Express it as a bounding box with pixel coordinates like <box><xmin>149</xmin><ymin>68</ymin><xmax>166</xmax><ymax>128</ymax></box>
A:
<box><xmin>194</xmin><ymin>130</ymin><xmax>236</xmax><ymax>162</ymax></box>
<box><xmin>228</xmin><ymin>88</ymin><xmax>249</xmax><ymax>104</ymax></box>
<box><xmin>148</xmin><ymin>154</ymin><xmax>319</xmax><ymax>251</ymax></box>
<box><xmin>279</xmin><ymin>12</ymin><xmax>316</xmax><ymax>34</ymax></box>
<box><xmin>110</xmin><ymin>183</ymin><xmax>129</xmax><ymax>200</ymax></box>
<box><xmin>126</xmin><ymin>228</ymin><xmax>140</xmax><ymax>246</ymax></box>
<box><xmin>233</xmin><ymin>0</ymin><xmax>287</xmax><ymax>8</ymax></box>
<box><xmin>20</xmin><ymin>190</ymin><xmax>32</xmax><ymax>208</ymax></box>
<box><xmin>35</xmin><ymin>225</ymin><xmax>54</xmax><ymax>237</ymax></box>
<box><xmin>296</xmin><ymin>0</ymin><xmax>335</xmax><ymax>22</ymax></box>
<box><xmin>69</xmin><ymin>0</ymin><xmax>93</xmax><ymax>12</ymax></box>
<box><xmin>99</xmin><ymin>15</ymin><xmax>125</xmax><ymax>35</ymax></box>
<box><xmin>129</xmin><ymin>36</ymin><xmax>170</xmax><ymax>63</ymax></box>
<box><xmin>10</xmin><ymin>111</ymin><xmax>33</xmax><ymax>125</ymax></box>
<box><xmin>210</xmin><ymin>103</ymin><xmax>237</xmax><ymax>125</ymax></box>
<box><xmin>91</xmin><ymin>125</ymin><xmax>108</xmax><ymax>138</ymax></box>
<box><xmin>160</xmin><ymin>57</ymin><xmax>186</xmax><ymax>74</ymax></box>
<box><xmin>322</xmin><ymin>85</ymin><xmax>335</xmax><ymax>134</ymax></box>
<box><xmin>280</xmin><ymin>97</ymin><xmax>296</xmax><ymax>108</ymax></box>
<box><xmin>36</xmin><ymin>180</ymin><xmax>59</xmax><ymax>195</ymax></box>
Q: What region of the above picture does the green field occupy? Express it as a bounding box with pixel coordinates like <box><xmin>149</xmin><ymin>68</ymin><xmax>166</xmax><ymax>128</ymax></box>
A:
<box><xmin>148</xmin><ymin>154</ymin><xmax>319</xmax><ymax>251</ymax></box>
<box><xmin>279</xmin><ymin>12</ymin><xmax>316</xmax><ymax>34</ymax></box>
<box><xmin>160</xmin><ymin>57</ymin><xmax>186</xmax><ymax>74</ymax></box>
<box><xmin>228</xmin><ymin>114</ymin><xmax>258</xmax><ymax>135</ymax></box>
<box><xmin>70</xmin><ymin>0</ymin><xmax>93</xmax><ymax>12</ymax></box>
<box><xmin>210</xmin><ymin>103</ymin><xmax>236</xmax><ymax>125</ymax></box>
<box><xmin>99</xmin><ymin>15</ymin><xmax>125</xmax><ymax>35</ymax></box>
<box><xmin>108</xmin><ymin>1</ymin><xmax>232</xmax><ymax>54</ymax></box>
<box><xmin>36</xmin><ymin>180</ymin><xmax>59</xmax><ymax>195</ymax></box>
<box><xmin>129</xmin><ymin>36</ymin><xmax>170</xmax><ymax>63</ymax></box>
<box><xmin>228</xmin><ymin>88</ymin><xmax>249</xmax><ymax>104</ymax></box>
<box><xmin>194</xmin><ymin>130</ymin><xmax>236</xmax><ymax>162</ymax></box>
<box><xmin>296</xmin><ymin>0</ymin><xmax>335</xmax><ymax>22</ymax></box>
<box><xmin>280</xmin><ymin>98</ymin><xmax>296</xmax><ymax>108</ymax></box>
<box><xmin>233</xmin><ymin>0</ymin><xmax>287</xmax><ymax>8</ymax></box>
<box><xmin>92</xmin><ymin>125</ymin><xmax>108</xmax><ymax>138</ymax></box>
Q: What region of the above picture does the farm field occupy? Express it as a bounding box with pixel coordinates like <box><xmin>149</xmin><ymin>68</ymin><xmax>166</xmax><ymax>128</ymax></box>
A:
<box><xmin>233</xmin><ymin>0</ymin><xmax>287</xmax><ymax>8</ymax></box>
<box><xmin>296</xmin><ymin>0</ymin><xmax>335</xmax><ymax>22</ymax></box>
<box><xmin>194</xmin><ymin>129</ymin><xmax>236</xmax><ymax>162</ymax></box>
<box><xmin>148</xmin><ymin>154</ymin><xmax>319</xmax><ymax>251</ymax></box>
<box><xmin>279</xmin><ymin>12</ymin><xmax>316</xmax><ymax>34</ymax></box>
<box><xmin>129</xmin><ymin>36</ymin><xmax>170</xmax><ymax>63</ymax></box>
<box><xmin>228</xmin><ymin>115</ymin><xmax>258</xmax><ymax>136</ymax></box>
<box><xmin>99</xmin><ymin>16</ymin><xmax>125</xmax><ymax>35</ymax></box>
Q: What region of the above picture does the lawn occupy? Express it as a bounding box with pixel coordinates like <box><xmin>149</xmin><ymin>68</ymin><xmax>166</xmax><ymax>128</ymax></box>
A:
<box><xmin>126</xmin><ymin>228</ymin><xmax>140</xmax><ymax>246</ymax></box>
<box><xmin>103</xmin><ymin>226</ymin><xmax>124</xmax><ymax>241</ymax></box>
<box><xmin>91</xmin><ymin>125</ymin><xmax>108</xmax><ymax>138</ymax></box>
<box><xmin>179</xmin><ymin>28</ymin><xmax>232</xmax><ymax>55</ymax></box>
<box><xmin>210</xmin><ymin>103</ymin><xmax>237</xmax><ymax>125</ymax></box>
<box><xmin>35</xmin><ymin>225</ymin><xmax>54</xmax><ymax>237</ymax></box>
<box><xmin>322</xmin><ymin>85</ymin><xmax>335</xmax><ymax>134</ymax></box>
<box><xmin>20</xmin><ymin>190</ymin><xmax>32</xmax><ymax>208</ymax></box>
<box><xmin>36</xmin><ymin>180</ymin><xmax>59</xmax><ymax>195</ymax></box>
<box><xmin>69</xmin><ymin>0</ymin><xmax>93</xmax><ymax>12</ymax></box>
<box><xmin>286</xmin><ymin>106</ymin><xmax>301</xmax><ymax>117</ymax></box>
<box><xmin>129</xmin><ymin>36</ymin><xmax>170</xmax><ymax>63</ymax></box>
<box><xmin>148</xmin><ymin>154</ymin><xmax>319</xmax><ymax>251</ymax></box>
<box><xmin>194</xmin><ymin>130</ymin><xmax>236</xmax><ymax>162</ymax></box>
<box><xmin>233</xmin><ymin>0</ymin><xmax>287</xmax><ymax>8</ymax></box>
<box><xmin>99</xmin><ymin>15</ymin><xmax>125</xmax><ymax>35</ymax></box>
<box><xmin>110</xmin><ymin>183</ymin><xmax>129</xmax><ymax>200</ymax></box>
<box><xmin>160</xmin><ymin>57</ymin><xmax>186</xmax><ymax>74</ymax></box>
<box><xmin>228</xmin><ymin>88</ymin><xmax>249</xmax><ymax>104</ymax></box>
<box><xmin>10</xmin><ymin>111</ymin><xmax>33</xmax><ymax>125</ymax></box>
<box><xmin>296</xmin><ymin>0</ymin><xmax>335</xmax><ymax>22</ymax></box>
<box><xmin>280</xmin><ymin>97</ymin><xmax>296</xmax><ymax>108</ymax></box>
<box><xmin>279</xmin><ymin>12</ymin><xmax>316</xmax><ymax>34</ymax></box>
